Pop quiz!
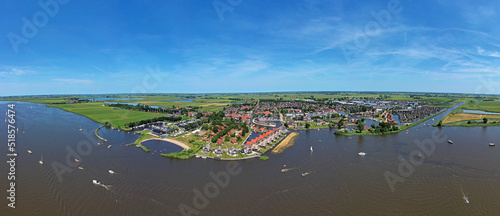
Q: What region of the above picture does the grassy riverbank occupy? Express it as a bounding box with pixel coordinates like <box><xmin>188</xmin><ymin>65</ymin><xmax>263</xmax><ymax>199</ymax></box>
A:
<box><xmin>447</xmin><ymin>121</ymin><xmax>500</xmax><ymax>127</ymax></box>
<box><xmin>272</xmin><ymin>132</ymin><xmax>299</xmax><ymax>154</ymax></box>
<box><xmin>94</xmin><ymin>126</ymin><xmax>107</xmax><ymax>142</ymax></box>
<box><xmin>439</xmin><ymin>101</ymin><xmax>500</xmax><ymax>126</ymax></box>
<box><xmin>460</xmin><ymin>101</ymin><xmax>500</xmax><ymax>113</ymax></box>
<box><xmin>161</xmin><ymin>145</ymin><xmax>202</xmax><ymax>159</ymax></box>
<box><xmin>126</xmin><ymin>130</ymin><xmax>155</xmax><ymax>152</ymax></box>
<box><xmin>47</xmin><ymin>102</ymin><xmax>165</xmax><ymax>130</ymax></box>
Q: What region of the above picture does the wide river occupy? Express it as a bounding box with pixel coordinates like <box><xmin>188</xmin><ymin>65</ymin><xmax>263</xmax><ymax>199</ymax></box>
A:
<box><xmin>1</xmin><ymin>101</ymin><xmax>499</xmax><ymax>215</ymax></box>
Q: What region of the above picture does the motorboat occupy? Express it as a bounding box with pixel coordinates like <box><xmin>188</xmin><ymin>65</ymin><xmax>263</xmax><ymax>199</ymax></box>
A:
<box><xmin>310</xmin><ymin>146</ymin><xmax>313</xmax><ymax>152</ymax></box>
<box><xmin>27</xmin><ymin>150</ymin><xmax>32</xmax><ymax>154</ymax></box>
<box><xmin>109</xmin><ymin>170</ymin><xmax>115</xmax><ymax>174</ymax></box>
<box><xmin>108</xmin><ymin>145</ymin><xmax>112</xmax><ymax>149</ymax></box>
<box><xmin>302</xmin><ymin>172</ymin><xmax>310</xmax><ymax>177</ymax></box>
<box><xmin>281</xmin><ymin>168</ymin><xmax>289</xmax><ymax>173</ymax></box>
<box><xmin>74</xmin><ymin>158</ymin><xmax>80</xmax><ymax>163</ymax></box>
<box><xmin>358</xmin><ymin>152</ymin><xmax>366</xmax><ymax>156</ymax></box>
<box><xmin>78</xmin><ymin>167</ymin><xmax>84</xmax><ymax>170</ymax></box>
<box><xmin>489</xmin><ymin>143</ymin><xmax>495</xmax><ymax>146</ymax></box>
<box><xmin>447</xmin><ymin>140</ymin><xmax>453</xmax><ymax>144</ymax></box>
<box><xmin>39</xmin><ymin>156</ymin><xmax>43</xmax><ymax>165</ymax></box>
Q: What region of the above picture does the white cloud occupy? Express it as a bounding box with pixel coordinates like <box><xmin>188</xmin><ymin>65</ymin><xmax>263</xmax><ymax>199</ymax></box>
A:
<box><xmin>0</xmin><ymin>67</ymin><xmax>35</xmax><ymax>77</ymax></box>
<box><xmin>52</xmin><ymin>79</ymin><xmax>94</xmax><ymax>84</ymax></box>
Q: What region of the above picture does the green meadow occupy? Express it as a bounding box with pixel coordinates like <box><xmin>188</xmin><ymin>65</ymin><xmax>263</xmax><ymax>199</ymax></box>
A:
<box><xmin>459</xmin><ymin>101</ymin><xmax>500</xmax><ymax>113</ymax></box>
<box><xmin>47</xmin><ymin>102</ymin><xmax>165</xmax><ymax>130</ymax></box>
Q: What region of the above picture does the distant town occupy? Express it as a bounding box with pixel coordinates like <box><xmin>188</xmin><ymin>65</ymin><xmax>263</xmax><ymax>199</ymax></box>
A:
<box><xmin>3</xmin><ymin>92</ymin><xmax>499</xmax><ymax>160</ymax></box>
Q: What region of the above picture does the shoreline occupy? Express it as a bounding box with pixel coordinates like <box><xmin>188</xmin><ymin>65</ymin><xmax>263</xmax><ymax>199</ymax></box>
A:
<box><xmin>94</xmin><ymin>126</ymin><xmax>108</xmax><ymax>142</ymax></box>
<box><xmin>272</xmin><ymin>132</ymin><xmax>299</xmax><ymax>154</ymax></box>
<box><xmin>141</xmin><ymin>137</ymin><xmax>191</xmax><ymax>150</ymax></box>
<box><xmin>338</xmin><ymin>109</ymin><xmax>447</xmax><ymax>136</ymax></box>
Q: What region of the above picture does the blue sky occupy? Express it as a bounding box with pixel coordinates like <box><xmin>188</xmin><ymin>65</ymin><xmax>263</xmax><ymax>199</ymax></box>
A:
<box><xmin>1</xmin><ymin>0</ymin><xmax>500</xmax><ymax>96</ymax></box>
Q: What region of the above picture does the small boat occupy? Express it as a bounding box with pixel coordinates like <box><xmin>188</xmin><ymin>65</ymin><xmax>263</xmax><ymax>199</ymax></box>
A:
<box><xmin>92</xmin><ymin>180</ymin><xmax>100</xmax><ymax>185</ymax></box>
<box><xmin>78</xmin><ymin>167</ymin><xmax>84</xmax><ymax>170</ymax></box>
<box><xmin>27</xmin><ymin>150</ymin><xmax>32</xmax><ymax>154</ymax></box>
<box><xmin>75</xmin><ymin>158</ymin><xmax>80</xmax><ymax>163</ymax></box>
<box><xmin>418</xmin><ymin>153</ymin><xmax>422</xmax><ymax>159</ymax></box>
<box><xmin>358</xmin><ymin>152</ymin><xmax>366</xmax><ymax>156</ymax></box>
<box><xmin>310</xmin><ymin>146</ymin><xmax>313</xmax><ymax>152</ymax></box>
<box><xmin>302</xmin><ymin>172</ymin><xmax>310</xmax><ymax>177</ymax></box>
<box><xmin>447</xmin><ymin>140</ymin><xmax>453</xmax><ymax>144</ymax></box>
<box><xmin>201</xmin><ymin>156</ymin><xmax>207</xmax><ymax>159</ymax></box>
<box><xmin>317</xmin><ymin>128</ymin><xmax>320</xmax><ymax>131</ymax></box>
<box><xmin>489</xmin><ymin>143</ymin><xmax>495</xmax><ymax>146</ymax></box>
<box><xmin>97</xmin><ymin>142</ymin><xmax>101</xmax><ymax>146</ymax></box>
<box><xmin>319</xmin><ymin>140</ymin><xmax>321</xmax><ymax>143</ymax></box>
<box><xmin>39</xmin><ymin>156</ymin><xmax>44</xmax><ymax>165</ymax></box>
<box><xmin>79</xmin><ymin>128</ymin><xmax>83</xmax><ymax>131</ymax></box>
<box><xmin>108</xmin><ymin>145</ymin><xmax>112</xmax><ymax>149</ymax></box>
<box><xmin>281</xmin><ymin>168</ymin><xmax>289</xmax><ymax>173</ymax></box>
<box><xmin>109</xmin><ymin>170</ymin><xmax>115</xmax><ymax>174</ymax></box>
<box><xmin>464</xmin><ymin>197</ymin><xmax>469</xmax><ymax>204</ymax></box>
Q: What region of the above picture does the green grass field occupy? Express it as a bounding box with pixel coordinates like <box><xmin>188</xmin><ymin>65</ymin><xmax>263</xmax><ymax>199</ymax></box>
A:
<box><xmin>459</xmin><ymin>101</ymin><xmax>500</xmax><ymax>113</ymax></box>
<box><xmin>2</xmin><ymin>97</ymin><xmax>69</xmax><ymax>104</ymax></box>
<box><xmin>48</xmin><ymin>102</ymin><xmax>165</xmax><ymax>130</ymax></box>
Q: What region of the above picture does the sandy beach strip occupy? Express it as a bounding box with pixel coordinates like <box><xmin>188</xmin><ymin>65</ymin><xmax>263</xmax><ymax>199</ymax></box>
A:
<box><xmin>141</xmin><ymin>138</ymin><xmax>190</xmax><ymax>149</ymax></box>
<box><xmin>272</xmin><ymin>132</ymin><xmax>299</xmax><ymax>154</ymax></box>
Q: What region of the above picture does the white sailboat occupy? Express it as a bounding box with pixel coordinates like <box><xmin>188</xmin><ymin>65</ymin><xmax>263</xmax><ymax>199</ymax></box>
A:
<box><xmin>39</xmin><ymin>156</ymin><xmax>44</xmax><ymax>165</ymax></box>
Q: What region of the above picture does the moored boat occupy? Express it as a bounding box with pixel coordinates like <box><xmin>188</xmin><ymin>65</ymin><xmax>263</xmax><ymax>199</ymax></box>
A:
<box><xmin>358</xmin><ymin>152</ymin><xmax>366</xmax><ymax>156</ymax></box>
<box><xmin>489</xmin><ymin>143</ymin><xmax>495</xmax><ymax>146</ymax></box>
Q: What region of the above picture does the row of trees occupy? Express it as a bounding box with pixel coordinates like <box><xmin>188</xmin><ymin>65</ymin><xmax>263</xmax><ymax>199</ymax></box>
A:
<box><xmin>107</xmin><ymin>103</ymin><xmax>198</xmax><ymax>115</ymax></box>
<box><xmin>124</xmin><ymin>116</ymin><xmax>182</xmax><ymax>127</ymax></box>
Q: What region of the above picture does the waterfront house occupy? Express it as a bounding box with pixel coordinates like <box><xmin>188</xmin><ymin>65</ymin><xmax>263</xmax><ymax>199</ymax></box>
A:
<box><xmin>202</xmin><ymin>144</ymin><xmax>211</xmax><ymax>154</ymax></box>
<box><xmin>214</xmin><ymin>146</ymin><xmax>223</xmax><ymax>156</ymax></box>
<box><xmin>228</xmin><ymin>147</ymin><xmax>238</xmax><ymax>156</ymax></box>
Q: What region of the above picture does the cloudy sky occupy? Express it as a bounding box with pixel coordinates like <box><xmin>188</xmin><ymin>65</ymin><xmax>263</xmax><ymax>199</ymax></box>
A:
<box><xmin>1</xmin><ymin>0</ymin><xmax>500</xmax><ymax>96</ymax></box>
